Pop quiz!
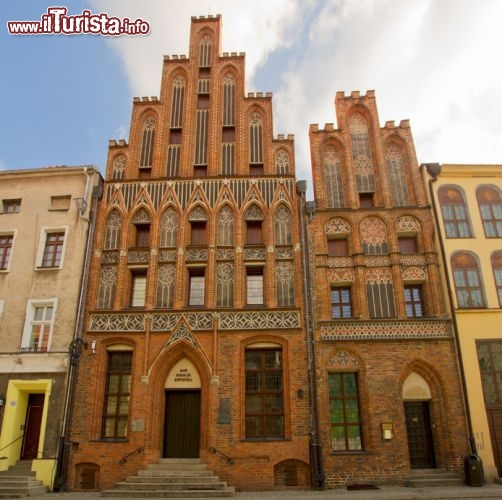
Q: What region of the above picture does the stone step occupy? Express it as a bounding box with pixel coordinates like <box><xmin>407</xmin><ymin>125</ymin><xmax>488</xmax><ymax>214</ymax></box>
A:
<box><xmin>0</xmin><ymin>485</ymin><xmax>47</xmax><ymax>495</ymax></box>
<box><xmin>127</xmin><ymin>475</ymin><xmax>220</xmax><ymax>483</ymax></box>
<box><xmin>114</xmin><ymin>481</ymin><xmax>229</xmax><ymax>491</ymax></box>
<box><xmin>147</xmin><ymin>462</ymin><xmax>208</xmax><ymax>471</ymax></box>
<box><xmin>102</xmin><ymin>487</ymin><xmax>235</xmax><ymax>498</ymax></box>
<box><xmin>139</xmin><ymin>469</ymin><xmax>215</xmax><ymax>477</ymax></box>
<box><xmin>405</xmin><ymin>469</ymin><xmax>463</xmax><ymax>487</ymax></box>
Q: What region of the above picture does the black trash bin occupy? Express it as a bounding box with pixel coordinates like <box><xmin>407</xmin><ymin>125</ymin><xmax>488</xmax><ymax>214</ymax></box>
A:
<box><xmin>464</xmin><ymin>453</ymin><xmax>484</xmax><ymax>487</ymax></box>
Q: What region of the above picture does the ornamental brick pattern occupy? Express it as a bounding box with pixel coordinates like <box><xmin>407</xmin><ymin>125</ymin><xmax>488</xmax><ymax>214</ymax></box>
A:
<box><xmin>308</xmin><ymin>91</ymin><xmax>469</xmax><ymax>487</ymax></box>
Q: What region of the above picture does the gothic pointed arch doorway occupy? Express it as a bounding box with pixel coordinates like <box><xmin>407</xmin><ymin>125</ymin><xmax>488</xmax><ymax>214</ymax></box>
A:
<box><xmin>163</xmin><ymin>358</ymin><xmax>201</xmax><ymax>458</ymax></box>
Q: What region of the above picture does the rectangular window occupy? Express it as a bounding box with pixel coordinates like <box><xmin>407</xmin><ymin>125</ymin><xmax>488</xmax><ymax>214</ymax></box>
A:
<box><xmin>494</xmin><ymin>268</ymin><xmax>502</xmax><ymax>306</ymax></box>
<box><xmin>331</xmin><ymin>287</ymin><xmax>352</xmax><ymax>318</ymax></box>
<box><xmin>404</xmin><ymin>285</ymin><xmax>424</xmax><ymax>317</ymax></box>
<box><xmin>477</xmin><ymin>341</ymin><xmax>502</xmax><ymax>405</ymax></box>
<box><xmin>328</xmin><ymin>239</ymin><xmax>348</xmax><ymax>257</ymax></box>
<box><xmin>2</xmin><ymin>199</ymin><xmax>21</xmax><ymax>213</ymax></box>
<box><xmin>135</xmin><ymin>224</ymin><xmax>150</xmax><ymax>248</ymax></box>
<box><xmin>21</xmin><ymin>301</ymin><xmax>56</xmax><ymax>352</ymax></box>
<box><xmin>41</xmin><ymin>232</ymin><xmax>65</xmax><ymax>267</ymax></box>
<box><xmin>442</xmin><ymin>204</ymin><xmax>471</xmax><ymax>238</ymax></box>
<box><xmin>246</xmin><ymin>221</ymin><xmax>263</xmax><ymax>245</ymax></box>
<box><xmin>188</xmin><ymin>269</ymin><xmax>205</xmax><ymax>306</ymax></box>
<box><xmin>0</xmin><ymin>234</ymin><xmax>14</xmax><ymax>270</ymax></box>
<box><xmin>247</xmin><ymin>267</ymin><xmax>264</xmax><ymax>305</ymax></box>
<box><xmin>398</xmin><ymin>236</ymin><xmax>417</xmax><ymax>254</ymax></box>
<box><xmin>245</xmin><ymin>349</ymin><xmax>284</xmax><ymax>439</ymax></box>
<box><xmin>328</xmin><ymin>372</ymin><xmax>362</xmax><ymax>451</ymax></box>
<box><xmin>130</xmin><ymin>271</ymin><xmax>147</xmax><ymax>307</ymax></box>
<box><xmin>249</xmin><ymin>164</ymin><xmax>264</xmax><ymax>176</ymax></box>
<box><xmin>102</xmin><ymin>351</ymin><xmax>132</xmax><ymax>438</ymax></box>
<box><xmin>191</xmin><ymin>222</ymin><xmax>207</xmax><ymax>246</ymax></box>
<box><xmin>359</xmin><ymin>193</ymin><xmax>373</xmax><ymax>208</ymax></box>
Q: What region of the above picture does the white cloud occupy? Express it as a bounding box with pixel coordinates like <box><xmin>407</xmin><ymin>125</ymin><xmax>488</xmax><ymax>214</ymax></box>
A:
<box><xmin>90</xmin><ymin>0</ymin><xmax>502</xmax><ymax>193</ymax></box>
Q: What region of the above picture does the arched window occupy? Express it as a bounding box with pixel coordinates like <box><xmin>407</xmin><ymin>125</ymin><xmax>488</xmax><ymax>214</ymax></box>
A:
<box><xmin>438</xmin><ymin>186</ymin><xmax>472</xmax><ymax>238</ymax></box>
<box><xmin>111</xmin><ymin>155</ymin><xmax>126</xmax><ymax>181</ymax></box>
<box><xmin>386</xmin><ymin>143</ymin><xmax>410</xmax><ymax>206</ymax></box>
<box><xmin>104</xmin><ymin>210</ymin><xmax>121</xmax><ymax>250</ymax></box>
<box><xmin>217</xmin><ymin>206</ymin><xmax>234</xmax><ymax>246</ymax></box>
<box><xmin>477</xmin><ymin>185</ymin><xmax>502</xmax><ymax>237</ymax></box>
<box><xmin>491</xmin><ymin>251</ymin><xmax>502</xmax><ymax>306</ymax></box>
<box><xmin>159</xmin><ymin>208</ymin><xmax>178</xmax><ymax>248</ymax></box>
<box><xmin>97</xmin><ymin>266</ymin><xmax>117</xmax><ymax>310</ymax></box>
<box><xmin>451</xmin><ymin>252</ymin><xmax>486</xmax><ymax>308</ymax></box>
<box><xmin>360</xmin><ymin>217</ymin><xmax>388</xmax><ymax>255</ymax></box>
<box><xmin>275</xmin><ymin>149</ymin><xmax>289</xmax><ymax>175</ymax></box>
<box><xmin>156</xmin><ymin>264</ymin><xmax>175</xmax><ymax>309</ymax></box>
<box><xmin>350</xmin><ymin>113</ymin><xmax>375</xmax><ymax>193</ymax></box>
<box><xmin>249</xmin><ymin>113</ymin><xmax>263</xmax><ymax>175</ymax></box>
<box><xmin>222</xmin><ymin>74</ymin><xmax>235</xmax><ymax>127</ymax></box>
<box><xmin>199</xmin><ymin>35</ymin><xmax>211</xmax><ymax>67</ymax></box>
<box><xmin>139</xmin><ymin>117</ymin><xmax>155</xmax><ymax>168</ymax></box>
<box><xmin>275</xmin><ymin>205</ymin><xmax>292</xmax><ymax>245</ymax></box>
<box><xmin>170</xmin><ymin>76</ymin><xmax>185</xmax><ymax>128</ymax></box>
<box><xmin>323</xmin><ymin>146</ymin><xmax>345</xmax><ymax>208</ymax></box>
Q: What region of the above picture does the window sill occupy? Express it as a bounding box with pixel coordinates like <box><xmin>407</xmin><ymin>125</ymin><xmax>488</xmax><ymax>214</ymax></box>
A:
<box><xmin>91</xmin><ymin>438</ymin><xmax>129</xmax><ymax>443</ymax></box>
<box><xmin>329</xmin><ymin>450</ymin><xmax>370</xmax><ymax>456</ymax></box>
<box><xmin>243</xmin><ymin>437</ymin><xmax>287</xmax><ymax>442</ymax></box>
<box><xmin>35</xmin><ymin>266</ymin><xmax>61</xmax><ymax>271</ymax></box>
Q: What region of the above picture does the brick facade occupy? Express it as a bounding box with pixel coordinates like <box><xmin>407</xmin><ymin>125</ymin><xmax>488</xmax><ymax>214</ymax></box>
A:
<box><xmin>306</xmin><ymin>91</ymin><xmax>469</xmax><ymax>487</ymax></box>
<box><xmin>68</xmin><ymin>15</ymin><xmax>310</xmax><ymax>492</ymax></box>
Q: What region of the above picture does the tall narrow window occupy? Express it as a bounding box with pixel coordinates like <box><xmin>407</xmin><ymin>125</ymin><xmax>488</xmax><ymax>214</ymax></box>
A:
<box><xmin>275</xmin><ymin>150</ymin><xmax>289</xmax><ymax>175</ymax></box>
<box><xmin>139</xmin><ymin>117</ymin><xmax>155</xmax><ymax>168</ymax></box>
<box><xmin>451</xmin><ymin>252</ymin><xmax>486</xmax><ymax>308</ymax></box>
<box><xmin>477</xmin><ymin>185</ymin><xmax>502</xmax><ymax>238</ymax></box>
<box><xmin>188</xmin><ymin>269</ymin><xmax>205</xmax><ymax>306</ymax></box>
<box><xmin>247</xmin><ymin>267</ymin><xmax>264</xmax><ymax>305</ymax></box>
<box><xmin>324</xmin><ymin>146</ymin><xmax>345</xmax><ymax>208</ymax></box>
<box><xmin>41</xmin><ymin>232</ymin><xmax>65</xmax><ymax>267</ymax></box>
<box><xmin>102</xmin><ymin>351</ymin><xmax>132</xmax><ymax>438</ymax></box>
<box><xmin>438</xmin><ymin>186</ymin><xmax>472</xmax><ymax>238</ymax></box>
<box><xmin>156</xmin><ymin>265</ymin><xmax>175</xmax><ymax>309</ymax></box>
<box><xmin>130</xmin><ymin>271</ymin><xmax>147</xmax><ymax>307</ymax></box>
<box><xmin>245</xmin><ymin>348</ymin><xmax>284</xmax><ymax>439</ymax></box>
<box><xmin>328</xmin><ymin>372</ymin><xmax>362</xmax><ymax>451</ymax></box>
<box><xmin>159</xmin><ymin>209</ymin><xmax>178</xmax><ymax>248</ymax></box>
<box><xmin>199</xmin><ymin>36</ymin><xmax>211</xmax><ymax>67</ymax></box>
<box><xmin>350</xmin><ymin>113</ymin><xmax>375</xmax><ymax>193</ymax></box>
<box><xmin>404</xmin><ymin>285</ymin><xmax>424</xmax><ymax>317</ymax></box>
<box><xmin>194</xmin><ymin>110</ymin><xmax>208</xmax><ymax>168</ymax></box>
<box><xmin>492</xmin><ymin>252</ymin><xmax>502</xmax><ymax>307</ymax></box>
<box><xmin>276</xmin><ymin>262</ymin><xmax>294</xmax><ymax>307</ymax></box>
<box><xmin>222</xmin><ymin>74</ymin><xmax>235</xmax><ymax>126</ymax></box>
<box><xmin>275</xmin><ymin>205</ymin><xmax>292</xmax><ymax>245</ymax></box>
<box><xmin>170</xmin><ymin>76</ymin><xmax>185</xmax><ymax>128</ymax></box>
<box><xmin>477</xmin><ymin>341</ymin><xmax>502</xmax><ymax>404</ymax></box>
<box><xmin>104</xmin><ymin>210</ymin><xmax>121</xmax><ymax>250</ymax></box>
<box><xmin>97</xmin><ymin>266</ymin><xmax>117</xmax><ymax>309</ymax></box>
<box><xmin>217</xmin><ymin>262</ymin><xmax>234</xmax><ymax>307</ymax></box>
<box><xmin>386</xmin><ymin>142</ymin><xmax>410</xmax><ymax>206</ymax></box>
<box><xmin>249</xmin><ymin>113</ymin><xmax>263</xmax><ymax>174</ymax></box>
<box><xmin>366</xmin><ymin>269</ymin><xmax>396</xmax><ymax>318</ymax></box>
<box><xmin>331</xmin><ymin>287</ymin><xmax>352</xmax><ymax>318</ymax></box>
<box><xmin>0</xmin><ymin>234</ymin><xmax>13</xmax><ymax>270</ymax></box>
<box><xmin>217</xmin><ymin>206</ymin><xmax>234</xmax><ymax>246</ymax></box>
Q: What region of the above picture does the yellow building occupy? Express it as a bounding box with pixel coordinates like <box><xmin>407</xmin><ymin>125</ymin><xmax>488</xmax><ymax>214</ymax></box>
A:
<box><xmin>424</xmin><ymin>163</ymin><xmax>502</xmax><ymax>481</ymax></box>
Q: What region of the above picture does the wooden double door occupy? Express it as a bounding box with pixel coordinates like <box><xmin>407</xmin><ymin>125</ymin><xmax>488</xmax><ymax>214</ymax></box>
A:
<box><xmin>404</xmin><ymin>401</ymin><xmax>436</xmax><ymax>468</ymax></box>
<box><xmin>163</xmin><ymin>390</ymin><xmax>201</xmax><ymax>458</ymax></box>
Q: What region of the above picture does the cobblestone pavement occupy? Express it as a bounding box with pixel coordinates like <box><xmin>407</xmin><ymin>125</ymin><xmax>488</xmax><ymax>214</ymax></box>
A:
<box><xmin>43</xmin><ymin>483</ymin><xmax>502</xmax><ymax>500</ymax></box>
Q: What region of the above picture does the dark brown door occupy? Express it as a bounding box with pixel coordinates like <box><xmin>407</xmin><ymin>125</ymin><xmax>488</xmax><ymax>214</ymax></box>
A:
<box><xmin>404</xmin><ymin>401</ymin><xmax>435</xmax><ymax>468</ymax></box>
<box><xmin>487</xmin><ymin>408</ymin><xmax>502</xmax><ymax>475</ymax></box>
<box><xmin>164</xmin><ymin>390</ymin><xmax>200</xmax><ymax>458</ymax></box>
<box><xmin>21</xmin><ymin>394</ymin><xmax>45</xmax><ymax>459</ymax></box>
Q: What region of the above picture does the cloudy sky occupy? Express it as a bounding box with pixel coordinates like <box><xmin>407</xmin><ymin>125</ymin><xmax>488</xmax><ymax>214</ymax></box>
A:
<box><xmin>2</xmin><ymin>1</ymin><xmax>501</xmax><ymax>196</ymax></box>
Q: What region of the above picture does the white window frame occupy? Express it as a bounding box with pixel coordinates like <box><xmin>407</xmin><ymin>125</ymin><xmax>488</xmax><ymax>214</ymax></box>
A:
<box><xmin>21</xmin><ymin>298</ymin><xmax>58</xmax><ymax>352</ymax></box>
<box><xmin>35</xmin><ymin>226</ymin><xmax>69</xmax><ymax>270</ymax></box>
<box><xmin>0</xmin><ymin>229</ymin><xmax>17</xmax><ymax>273</ymax></box>
<box><xmin>0</xmin><ymin>299</ymin><xmax>4</xmax><ymax>319</ymax></box>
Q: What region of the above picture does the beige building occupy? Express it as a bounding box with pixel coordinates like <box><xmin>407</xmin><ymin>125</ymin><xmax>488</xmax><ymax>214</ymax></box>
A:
<box><xmin>0</xmin><ymin>166</ymin><xmax>102</xmax><ymax>489</ymax></box>
<box><xmin>424</xmin><ymin>163</ymin><xmax>502</xmax><ymax>482</ymax></box>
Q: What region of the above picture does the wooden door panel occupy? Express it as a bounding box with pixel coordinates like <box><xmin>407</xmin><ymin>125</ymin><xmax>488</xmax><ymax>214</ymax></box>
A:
<box><xmin>21</xmin><ymin>394</ymin><xmax>45</xmax><ymax>460</ymax></box>
<box><xmin>404</xmin><ymin>401</ymin><xmax>435</xmax><ymax>468</ymax></box>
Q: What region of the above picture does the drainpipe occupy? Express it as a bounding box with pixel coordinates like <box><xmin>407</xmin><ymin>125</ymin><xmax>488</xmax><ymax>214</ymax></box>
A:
<box><xmin>420</xmin><ymin>163</ymin><xmax>476</xmax><ymax>455</ymax></box>
<box><xmin>297</xmin><ymin>181</ymin><xmax>325</xmax><ymax>489</ymax></box>
<box><xmin>54</xmin><ymin>170</ymin><xmax>103</xmax><ymax>490</ymax></box>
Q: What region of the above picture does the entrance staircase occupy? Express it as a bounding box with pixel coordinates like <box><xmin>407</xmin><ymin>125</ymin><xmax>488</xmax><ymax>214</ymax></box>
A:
<box><xmin>102</xmin><ymin>458</ymin><xmax>235</xmax><ymax>497</ymax></box>
<box><xmin>405</xmin><ymin>468</ymin><xmax>463</xmax><ymax>487</ymax></box>
<box><xmin>0</xmin><ymin>461</ymin><xmax>47</xmax><ymax>498</ymax></box>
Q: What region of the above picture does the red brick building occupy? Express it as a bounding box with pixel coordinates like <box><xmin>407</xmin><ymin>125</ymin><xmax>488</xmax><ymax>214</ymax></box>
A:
<box><xmin>306</xmin><ymin>91</ymin><xmax>470</xmax><ymax>487</ymax></box>
<box><xmin>67</xmin><ymin>15</ymin><xmax>310</xmax><ymax>492</ymax></box>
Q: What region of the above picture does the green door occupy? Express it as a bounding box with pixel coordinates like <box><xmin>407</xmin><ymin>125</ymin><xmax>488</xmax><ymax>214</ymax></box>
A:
<box><xmin>164</xmin><ymin>390</ymin><xmax>201</xmax><ymax>458</ymax></box>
